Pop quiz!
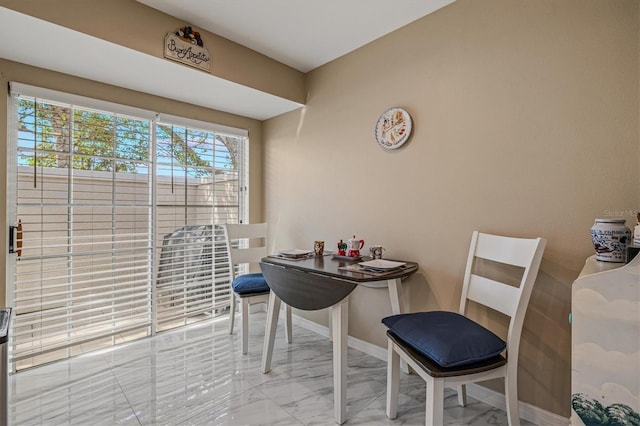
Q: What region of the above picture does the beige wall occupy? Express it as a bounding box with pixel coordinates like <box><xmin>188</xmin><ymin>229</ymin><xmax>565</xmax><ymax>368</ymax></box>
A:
<box><xmin>263</xmin><ymin>0</ymin><xmax>640</xmax><ymax>418</ymax></box>
<box><xmin>0</xmin><ymin>58</ymin><xmax>266</xmax><ymax>308</ymax></box>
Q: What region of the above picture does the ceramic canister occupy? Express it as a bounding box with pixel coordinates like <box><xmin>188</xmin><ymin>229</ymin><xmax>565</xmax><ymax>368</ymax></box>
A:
<box><xmin>590</xmin><ymin>218</ymin><xmax>632</xmax><ymax>262</ymax></box>
<box><xmin>369</xmin><ymin>245</ymin><xmax>385</xmax><ymax>259</ymax></box>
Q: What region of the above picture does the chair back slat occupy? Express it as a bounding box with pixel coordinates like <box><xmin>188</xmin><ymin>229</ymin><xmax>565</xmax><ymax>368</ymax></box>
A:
<box><xmin>225</xmin><ymin>223</ymin><xmax>267</xmax><ymax>240</ymax></box>
<box><xmin>474</xmin><ymin>232</ymin><xmax>543</xmax><ymax>268</ymax></box>
<box><xmin>222</xmin><ymin>223</ymin><xmax>268</xmax><ymax>280</ymax></box>
<box><xmin>230</xmin><ymin>246</ymin><xmax>267</xmax><ymax>265</ymax></box>
<box><xmin>459</xmin><ymin>231</ymin><xmax>546</xmax><ymax>327</ymax></box>
<box><xmin>466</xmin><ymin>274</ymin><xmax>520</xmax><ymax>317</ymax></box>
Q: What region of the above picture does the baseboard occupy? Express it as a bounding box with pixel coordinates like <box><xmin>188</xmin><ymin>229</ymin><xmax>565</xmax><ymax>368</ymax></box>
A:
<box><xmin>292</xmin><ymin>314</ymin><xmax>388</xmax><ymax>360</ymax></box>
<box><xmin>293</xmin><ymin>314</ymin><xmax>330</xmax><ymax>338</ymax></box>
<box><xmin>464</xmin><ymin>384</ymin><xmax>569</xmax><ymax>426</ymax></box>
<box><xmin>292</xmin><ymin>314</ymin><xmax>569</xmax><ymax>426</ymax></box>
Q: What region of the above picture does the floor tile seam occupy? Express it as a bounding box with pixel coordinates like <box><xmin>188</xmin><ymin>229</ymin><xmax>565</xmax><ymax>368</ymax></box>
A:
<box><xmin>351</xmin><ymin>386</ymin><xmax>388</xmax><ymax>421</ymax></box>
<box><xmin>252</xmin><ymin>384</ymin><xmax>307</xmax><ymax>425</ymax></box>
<box><xmin>109</xmin><ymin>360</ymin><xmax>145</xmax><ymax>426</ymax></box>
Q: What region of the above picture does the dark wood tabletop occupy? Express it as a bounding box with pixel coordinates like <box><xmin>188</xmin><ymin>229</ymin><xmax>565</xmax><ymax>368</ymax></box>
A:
<box><xmin>259</xmin><ymin>254</ymin><xmax>418</xmax><ymax>310</ymax></box>
<box><xmin>261</xmin><ymin>254</ymin><xmax>418</xmax><ymax>282</ymax></box>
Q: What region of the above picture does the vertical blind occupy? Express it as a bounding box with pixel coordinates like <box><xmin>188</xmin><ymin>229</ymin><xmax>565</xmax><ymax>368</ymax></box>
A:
<box><xmin>8</xmin><ymin>83</ymin><xmax>248</xmax><ymax>370</ymax></box>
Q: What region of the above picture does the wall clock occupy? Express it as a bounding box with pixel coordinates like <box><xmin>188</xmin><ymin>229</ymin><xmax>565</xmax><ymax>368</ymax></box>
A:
<box><xmin>374</xmin><ymin>107</ymin><xmax>412</xmax><ymax>150</ymax></box>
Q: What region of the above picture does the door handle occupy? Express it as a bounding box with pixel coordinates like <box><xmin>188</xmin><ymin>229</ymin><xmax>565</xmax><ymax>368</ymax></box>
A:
<box><xmin>9</xmin><ymin>219</ymin><xmax>22</xmax><ymax>257</ymax></box>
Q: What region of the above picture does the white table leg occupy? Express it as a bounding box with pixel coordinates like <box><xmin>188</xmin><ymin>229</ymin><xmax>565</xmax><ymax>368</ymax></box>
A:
<box><xmin>387</xmin><ymin>278</ymin><xmax>402</xmax><ymax>314</ymax></box>
<box><xmin>387</xmin><ymin>278</ymin><xmax>409</xmax><ymax>374</ymax></box>
<box><xmin>332</xmin><ymin>297</ymin><xmax>349</xmax><ymax>425</ymax></box>
<box><xmin>261</xmin><ymin>292</ymin><xmax>281</xmax><ymax>374</ymax></box>
<box><xmin>284</xmin><ymin>304</ymin><xmax>292</xmax><ymax>344</ymax></box>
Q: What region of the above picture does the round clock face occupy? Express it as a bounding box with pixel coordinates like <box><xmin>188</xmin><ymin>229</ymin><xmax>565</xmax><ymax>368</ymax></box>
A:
<box><xmin>374</xmin><ymin>107</ymin><xmax>412</xmax><ymax>150</ymax></box>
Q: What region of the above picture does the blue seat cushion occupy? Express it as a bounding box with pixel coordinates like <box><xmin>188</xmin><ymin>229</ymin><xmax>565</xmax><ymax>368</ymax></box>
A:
<box><xmin>382</xmin><ymin>311</ymin><xmax>506</xmax><ymax>368</ymax></box>
<box><xmin>232</xmin><ymin>273</ymin><xmax>270</xmax><ymax>295</ymax></box>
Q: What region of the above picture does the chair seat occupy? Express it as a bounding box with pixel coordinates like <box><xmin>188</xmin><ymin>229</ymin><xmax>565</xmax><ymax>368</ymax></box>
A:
<box><xmin>382</xmin><ymin>311</ymin><xmax>506</xmax><ymax>368</ymax></box>
<box><xmin>232</xmin><ymin>273</ymin><xmax>270</xmax><ymax>295</ymax></box>
<box><xmin>387</xmin><ymin>331</ymin><xmax>506</xmax><ymax>378</ymax></box>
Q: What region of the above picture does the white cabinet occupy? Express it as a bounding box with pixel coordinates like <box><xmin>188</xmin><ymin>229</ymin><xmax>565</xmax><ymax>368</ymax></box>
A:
<box><xmin>571</xmin><ymin>255</ymin><xmax>640</xmax><ymax>425</ymax></box>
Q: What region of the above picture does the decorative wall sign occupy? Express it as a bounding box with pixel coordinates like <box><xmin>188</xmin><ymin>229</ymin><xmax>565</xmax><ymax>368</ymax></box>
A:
<box><xmin>374</xmin><ymin>107</ymin><xmax>412</xmax><ymax>150</ymax></box>
<box><xmin>164</xmin><ymin>26</ymin><xmax>211</xmax><ymax>72</ymax></box>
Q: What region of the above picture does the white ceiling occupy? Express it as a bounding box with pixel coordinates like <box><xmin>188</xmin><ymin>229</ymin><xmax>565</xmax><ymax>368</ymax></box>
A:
<box><xmin>0</xmin><ymin>1</ymin><xmax>454</xmax><ymax>120</ymax></box>
<box><xmin>0</xmin><ymin>7</ymin><xmax>301</xmax><ymax>120</ymax></box>
<box><xmin>137</xmin><ymin>0</ymin><xmax>455</xmax><ymax>72</ymax></box>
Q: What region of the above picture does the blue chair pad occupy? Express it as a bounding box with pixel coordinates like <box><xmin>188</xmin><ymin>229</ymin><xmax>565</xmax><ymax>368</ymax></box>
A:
<box><xmin>382</xmin><ymin>311</ymin><xmax>506</xmax><ymax>368</ymax></box>
<box><xmin>232</xmin><ymin>273</ymin><xmax>270</xmax><ymax>295</ymax></box>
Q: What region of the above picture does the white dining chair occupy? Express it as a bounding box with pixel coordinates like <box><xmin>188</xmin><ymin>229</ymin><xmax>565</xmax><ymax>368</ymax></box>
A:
<box><xmin>222</xmin><ymin>223</ymin><xmax>292</xmax><ymax>354</ymax></box>
<box><xmin>383</xmin><ymin>231</ymin><xmax>546</xmax><ymax>426</ymax></box>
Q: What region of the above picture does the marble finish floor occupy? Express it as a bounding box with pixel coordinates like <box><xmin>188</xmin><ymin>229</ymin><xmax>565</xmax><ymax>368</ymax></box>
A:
<box><xmin>9</xmin><ymin>312</ymin><xmax>534</xmax><ymax>425</ymax></box>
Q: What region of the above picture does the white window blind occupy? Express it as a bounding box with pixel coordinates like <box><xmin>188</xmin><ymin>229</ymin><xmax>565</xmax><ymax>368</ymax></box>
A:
<box><xmin>10</xmin><ymin>95</ymin><xmax>153</xmax><ymax>369</ymax></box>
<box><xmin>153</xmin><ymin>121</ymin><xmax>246</xmax><ymax>332</ymax></box>
<box><xmin>7</xmin><ymin>83</ymin><xmax>248</xmax><ymax>370</ymax></box>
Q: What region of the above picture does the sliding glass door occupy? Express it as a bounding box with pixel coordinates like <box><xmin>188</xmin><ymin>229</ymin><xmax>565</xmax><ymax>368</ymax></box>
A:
<box><xmin>7</xmin><ymin>84</ymin><xmax>247</xmax><ymax>370</ymax></box>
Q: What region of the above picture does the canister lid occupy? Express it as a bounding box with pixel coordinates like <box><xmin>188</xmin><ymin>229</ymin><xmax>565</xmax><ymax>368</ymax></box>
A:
<box><xmin>595</xmin><ymin>218</ymin><xmax>626</xmax><ymax>223</ymax></box>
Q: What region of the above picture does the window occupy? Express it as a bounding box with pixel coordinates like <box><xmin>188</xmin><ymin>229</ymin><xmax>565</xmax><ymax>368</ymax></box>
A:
<box><xmin>7</xmin><ymin>83</ymin><xmax>248</xmax><ymax>370</ymax></box>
